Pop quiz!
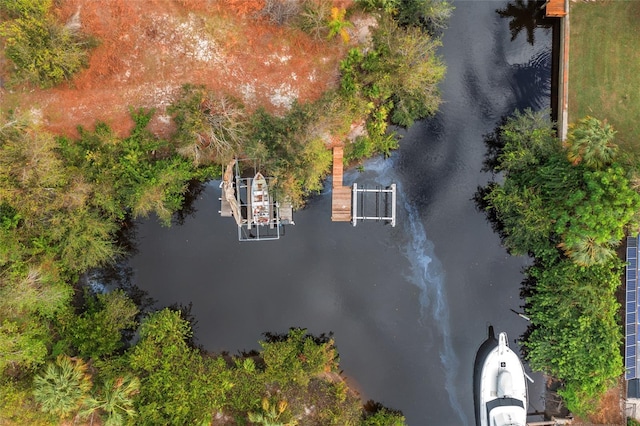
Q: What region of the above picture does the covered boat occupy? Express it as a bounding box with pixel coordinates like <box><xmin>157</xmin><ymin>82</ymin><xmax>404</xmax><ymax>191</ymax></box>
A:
<box><xmin>478</xmin><ymin>332</ymin><xmax>528</xmax><ymax>426</ymax></box>
<box><xmin>251</xmin><ymin>172</ymin><xmax>270</xmax><ymax>225</ymax></box>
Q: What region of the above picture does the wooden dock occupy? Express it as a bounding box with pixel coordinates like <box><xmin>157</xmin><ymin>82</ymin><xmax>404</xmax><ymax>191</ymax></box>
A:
<box><xmin>331</xmin><ymin>147</ymin><xmax>351</xmax><ymax>222</ymax></box>
<box><xmin>545</xmin><ymin>0</ymin><xmax>566</xmax><ymax>17</ymax></box>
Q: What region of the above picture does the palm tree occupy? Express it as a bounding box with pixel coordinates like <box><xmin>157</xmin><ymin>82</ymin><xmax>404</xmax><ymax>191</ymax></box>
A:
<box><xmin>559</xmin><ymin>235</ymin><xmax>617</xmax><ymax>267</ymax></box>
<box><xmin>81</xmin><ymin>375</ymin><xmax>140</xmax><ymax>426</ymax></box>
<box><xmin>33</xmin><ymin>355</ymin><xmax>92</xmax><ymax>419</ymax></box>
<box><xmin>565</xmin><ymin>116</ymin><xmax>618</xmax><ymax>170</ymax></box>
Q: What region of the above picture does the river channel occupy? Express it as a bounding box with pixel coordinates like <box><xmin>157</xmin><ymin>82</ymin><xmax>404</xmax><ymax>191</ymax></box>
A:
<box><xmin>127</xmin><ymin>1</ymin><xmax>553</xmax><ymax>424</ymax></box>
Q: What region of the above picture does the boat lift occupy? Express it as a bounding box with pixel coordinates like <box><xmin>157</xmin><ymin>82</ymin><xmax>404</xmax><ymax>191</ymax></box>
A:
<box><xmin>351</xmin><ymin>183</ymin><xmax>396</xmax><ymax>227</ymax></box>
<box><xmin>219</xmin><ymin>159</ymin><xmax>293</xmax><ymax>242</ymax></box>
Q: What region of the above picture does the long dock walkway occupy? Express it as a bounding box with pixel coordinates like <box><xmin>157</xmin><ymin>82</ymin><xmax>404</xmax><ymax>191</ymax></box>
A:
<box><xmin>545</xmin><ymin>0</ymin><xmax>569</xmax><ymax>140</ymax></box>
<box><xmin>331</xmin><ymin>147</ymin><xmax>351</xmax><ymax>222</ymax></box>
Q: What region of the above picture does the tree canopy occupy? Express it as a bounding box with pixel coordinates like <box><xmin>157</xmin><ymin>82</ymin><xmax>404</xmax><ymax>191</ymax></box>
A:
<box><xmin>480</xmin><ymin>110</ymin><xmax>637</xmax><ymax>416</ymax></box>
<box><xmin>483</xmin><ymin>109</ymin><xmax>640</xmax><ymax>265</ymax></box>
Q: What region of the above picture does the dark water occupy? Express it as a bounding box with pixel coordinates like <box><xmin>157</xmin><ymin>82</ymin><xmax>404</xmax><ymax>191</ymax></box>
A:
<box><xmin>128</xmin><ymin>1</ymin><xmax>552</xmax><ymax>424</ymax></box>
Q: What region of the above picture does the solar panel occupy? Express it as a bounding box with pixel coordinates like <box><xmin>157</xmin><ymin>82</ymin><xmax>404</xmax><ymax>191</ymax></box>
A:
<box><xmin>626</xmin><ymin>235</ymin><xmax>639</xmax><ymax>380</ymax></box>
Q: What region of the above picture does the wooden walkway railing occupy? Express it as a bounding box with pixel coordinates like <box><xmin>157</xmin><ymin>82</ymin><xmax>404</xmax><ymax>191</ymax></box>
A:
<box><xmin>331</xmin><ymin>147</ymin><xmax>351</xmax><ymax>222</ymax></box>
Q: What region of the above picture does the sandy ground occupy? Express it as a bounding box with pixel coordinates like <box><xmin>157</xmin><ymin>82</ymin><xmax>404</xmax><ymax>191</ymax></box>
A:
<box><xmin>0</xmin><ymin>0</ymin><xmax>360</xmax><ymax>138</ymax></box>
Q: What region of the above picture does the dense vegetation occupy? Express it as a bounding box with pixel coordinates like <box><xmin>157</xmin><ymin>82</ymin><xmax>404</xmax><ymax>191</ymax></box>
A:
<box><xmin>0</xmin><ymin>0</ymin><xmax>452</xmax><ymax>424</ymax></box>
<box><xmin>479</xmin><ymin>109</ymin><xmax>640</xmax><ymax>417</ymax></box>
<box><xmin>0</xmin><ymin>0</ymin><xmax>96</xmax><ymax>88</ymax></box>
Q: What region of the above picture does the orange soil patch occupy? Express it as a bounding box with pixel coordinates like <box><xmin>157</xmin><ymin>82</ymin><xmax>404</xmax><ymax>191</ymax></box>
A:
<box><xmin>1</xmin><ymin>0</ymin><xmax>352</xmax><ymax>138</ymax></box>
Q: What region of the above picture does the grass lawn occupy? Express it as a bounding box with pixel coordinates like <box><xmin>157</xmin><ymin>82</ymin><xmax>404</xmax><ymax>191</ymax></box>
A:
<box><xmin>569</xmin><ymin>0</ymin><xmax>640</xmax><ymax>155</ymax></box>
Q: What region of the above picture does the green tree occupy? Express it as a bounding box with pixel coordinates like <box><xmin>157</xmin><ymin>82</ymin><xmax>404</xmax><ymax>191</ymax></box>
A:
<box><xmin>551</xmin><ymin>163</ymin><xmax>640</xmax><ymax>266</ymax></box>
<box><xmin>59</xmin><ymin>290</ymin><xmax>139</xmax><ymax>359</ymax></box>
<box><xmin>0</xmin><ymin>259</ymin><xmax>72</xmax><ymax>348</ymax></box>
<box><xmin>0</xmin><ymin>114</ymin><xmax>121</xmax><ymax>275</ymax></box>
<box><xmin>340</xmin><ymin>15</ymin><xmax>446</xmax><ymax>127</ymax></box>
<box><xmin>565</xmin><ymin>116</ymin><xmax>617</xmax><ymax>169</ymax></box>
<box><xmin>396</xmin><ymin>0</ymin><xmax>454</xmax><ymax>34</ymax></box>
<box><xmin>225</xmin><ymin>357</ymin><xmax>266</xmax><ymax>417</ymax></box>
<box><xmin>58</xmin><ymin>109</ymin><xmax>197</xmax><ymax>225</ymax></box>
<box><xmin>33</xmin><ymin>355</ymin><xmax>92</xmax><ymax>419</ymax></box>
<box><xmin>362</xmin><ymin>403</ymin><xmax>406</xmax><ymax>426</ymax></box>
<box><xmin>261</xmin><ymin>328</ymin><xmax>338</xmax><ymax>387</ymax></box>
<box><xmin>0</xmin><ymin>317</ymin><xmax>51</xmax><ymax>375</ymax></box>
<box><xmin>483</xmin><ymin>110</ymin><xmax>640</xmax><ymax>266</ymax></box>
<box><xmin>356</xmin><ymin>0</ymin><xmax>400</xmax><ymax>15</ymax></box>
<box><xmin>296</xmin><ymin>0</ymin><xmax>332</xmax><ymax>40</ymax></box>
<box><xmin>0</xmin><ymin>0</ymin><xmax>95</xmax><ymax>87</ymax></box>
<box><xmin>247</xmin><ymin>104</ymin><xmax>333</xmax><ymax>207</ymax></box>
<box><xmin>0</xmin><ymin>0</ymin><xmax>51</xmax><ymax>17</ymax></box>
<box><xmin>482</xmin><ymin>181</ymin><xmax>555</xmax><ymax>258</ymax></box>
<box><xmin>128</xmin><ymin>309</ymin><xmax>232</xmax><ymax>425</ymax></box>
<box><xmin>524</xmin><ymin>260</ymin><xmax>623</xmax><ymax>416</ymax></box>
<box><xmin>0</xmin><ymin>377</ymin><xmax>55</xmax><ymax>425</ymax></box>
<box><xmin>486</xmin><ymin>108</ymin><xmax>559</xmax><ymax>174</ymax></box>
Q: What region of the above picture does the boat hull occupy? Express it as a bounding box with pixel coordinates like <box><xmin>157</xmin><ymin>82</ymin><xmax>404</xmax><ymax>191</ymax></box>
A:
<box><xmin>251</xmin><ymin>172</ymin><xmax>270</xmax><ymax>225</ymax></box>
<box><xmin>478</xmin><ymin>332</ymin><xmax>527</xmax><ymax>426</ymax></box>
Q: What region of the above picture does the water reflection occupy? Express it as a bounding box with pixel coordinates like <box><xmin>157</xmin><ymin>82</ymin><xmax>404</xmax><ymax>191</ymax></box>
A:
<box><xmin>403</xmin><ymin>197</ymin><xmax>468</xmax><ymax>425</ymax></box>
<box><xmin>511</xmin><ymin>49</ymin><xmax>553</xmax><ymax>111</ymax></box>
<box><xmin>346</xmin><ymin>157</ymin><xmax>468</xmax><ymax>425</ymax></box>
<box><xmin>497</xmin><ymin>0</ymin><xmax>552</xmax><ymax>45</ymax></box>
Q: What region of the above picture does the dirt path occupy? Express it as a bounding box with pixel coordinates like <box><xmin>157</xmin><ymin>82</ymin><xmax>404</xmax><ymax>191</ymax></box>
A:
<box><xmin>1</xmin><ymin>0</ymin><xmax>351</xmax><ymax>138</ymax></box>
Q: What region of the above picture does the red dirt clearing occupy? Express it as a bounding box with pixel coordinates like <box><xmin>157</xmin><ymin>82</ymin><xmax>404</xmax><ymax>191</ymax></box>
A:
<box><xmin>1</xmin><ymin>0</ymin><xmax>354</xmax><ymax>138</ymax></box>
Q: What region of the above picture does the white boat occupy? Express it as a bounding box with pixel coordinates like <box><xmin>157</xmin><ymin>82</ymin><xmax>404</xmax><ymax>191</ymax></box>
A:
<box><xmin>478</xmin><ymin>332</ymin><xmax>528</xmax><ymax>426</ymax></box>
<box><xmin>251</xmin><ymin>172</ymin><xmax>270</xmax><ymax>225</ymax></box>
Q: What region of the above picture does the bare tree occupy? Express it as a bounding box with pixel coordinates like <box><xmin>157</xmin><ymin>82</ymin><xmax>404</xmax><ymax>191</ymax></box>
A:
<box><xmin>260</xmin><ymin>0</ymin><xmax>302</xmax><ymax>25</ymax></box>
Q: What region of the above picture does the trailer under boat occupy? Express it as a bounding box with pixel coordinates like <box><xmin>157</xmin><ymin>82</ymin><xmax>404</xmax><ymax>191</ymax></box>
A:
<box><xmin>477</xmin><ymin>332</ymin><xmax>528</xmax><ymax>426</ymax></box>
